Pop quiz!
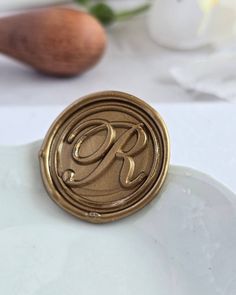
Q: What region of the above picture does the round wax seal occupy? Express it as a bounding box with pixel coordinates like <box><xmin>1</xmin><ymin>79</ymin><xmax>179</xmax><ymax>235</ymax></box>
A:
<box><xmin>39</xmin><ymin>91</ymin><xmax>170</xmax><ymax>223</ymax></box>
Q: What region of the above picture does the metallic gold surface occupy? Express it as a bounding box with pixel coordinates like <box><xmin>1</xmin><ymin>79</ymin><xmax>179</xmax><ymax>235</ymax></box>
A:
<box><xmin>39</xmin><ymin>91</ymin><xmax>170</xmax><ymax>223</ymax></box>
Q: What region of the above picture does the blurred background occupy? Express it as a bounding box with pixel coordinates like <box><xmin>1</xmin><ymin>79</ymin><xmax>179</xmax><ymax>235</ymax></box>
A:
<box><xmin>0</xmin><ymin>0</ymin><xmax>235</xmax><ymax>190</ymax></box>
<box><xmin>0</xmin><ymin>0</ymin><xmax>235</xmax><ymax>105</ymax></box>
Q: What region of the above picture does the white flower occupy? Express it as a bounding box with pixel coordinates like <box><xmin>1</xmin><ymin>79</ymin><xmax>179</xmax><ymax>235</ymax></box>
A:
<box><xmin>148</xmin><ymin>0</ymin><xmax>236</xmax><ymax>49</ymax></box>
<box><xmin>198</xmin><ymin>0</ymin><xmax>236</xmax><ymax>44</ymax></box>
<box><xmin>199</xmin><ymin>0</ymin><xmax>219</xmax><ymax>12</ymax></box>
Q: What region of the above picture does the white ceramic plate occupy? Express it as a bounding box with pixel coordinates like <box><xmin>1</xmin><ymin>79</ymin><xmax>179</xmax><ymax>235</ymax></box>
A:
<box><xmin>0</xmin><ymin>142</ymin><xmax>236</xmax><ymax>295</ymax></box>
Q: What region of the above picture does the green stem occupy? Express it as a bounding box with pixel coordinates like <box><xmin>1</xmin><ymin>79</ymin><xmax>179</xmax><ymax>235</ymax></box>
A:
<box><xmin>75</xmin><ymin>0</ymin><xmax>91</xmax><ymax>9</ymax></box>
<box><xmin>115</xmin><ymin>3</ymin><xmax>150</xmax><ymax>21</ymax></box>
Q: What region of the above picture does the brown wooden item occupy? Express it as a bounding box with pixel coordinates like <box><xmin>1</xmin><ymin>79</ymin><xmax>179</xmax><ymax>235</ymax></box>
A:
<box><xmin>0</xmin><ymin>8</ymin><xmax>106</xmax><ymax>76</ymax></box>
<box><xmin>39</xmin><ymin>91</ymin><xmax>170</xmax><ymax>223</ymax></box>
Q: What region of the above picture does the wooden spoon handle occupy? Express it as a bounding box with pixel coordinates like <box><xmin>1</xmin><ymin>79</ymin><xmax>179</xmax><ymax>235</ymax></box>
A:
<box><xmin>0</xmin><ymin>8</ymin><xmax>107</xmax><ymax>76</ymax></box>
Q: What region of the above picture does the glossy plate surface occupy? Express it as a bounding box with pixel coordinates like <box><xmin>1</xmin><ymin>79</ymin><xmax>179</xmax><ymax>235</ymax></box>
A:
<box><xmin>0</xmin><ymin>142</ymin><xmax>236</xmax><ymax>294</ymax></box>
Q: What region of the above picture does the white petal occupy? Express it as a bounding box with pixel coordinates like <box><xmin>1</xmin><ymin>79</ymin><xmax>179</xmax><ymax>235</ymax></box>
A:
<box><xmin>171</xmin><ymin>51</ymin><xmax>236</xmax><ymax>100</ymax></box>
<box><xmin>203</xmin><ymin>4</ymin><xmax>236</xmax><ymax>43</ymax></box>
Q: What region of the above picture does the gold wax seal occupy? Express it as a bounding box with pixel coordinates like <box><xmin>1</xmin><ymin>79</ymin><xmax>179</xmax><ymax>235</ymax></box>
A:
<box><xmin>39</xmin><ymin>91</ymin><xmax>170</xmax><ymax>223</ymax></box>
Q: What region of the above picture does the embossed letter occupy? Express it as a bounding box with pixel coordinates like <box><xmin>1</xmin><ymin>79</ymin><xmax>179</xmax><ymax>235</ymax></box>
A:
<box><xmin>62</xmin><ymin>120</ymin><xmax>148</xmax><ymax>189</ymax></box>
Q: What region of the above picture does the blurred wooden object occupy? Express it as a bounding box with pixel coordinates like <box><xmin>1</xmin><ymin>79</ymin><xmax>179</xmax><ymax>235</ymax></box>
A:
<box><xmin>0</xmin><ymin>7</ymin><xmax>107</xmax><ymax>76</ymax></box>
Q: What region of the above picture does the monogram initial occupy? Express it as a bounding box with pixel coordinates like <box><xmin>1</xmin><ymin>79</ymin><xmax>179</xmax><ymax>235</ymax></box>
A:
<box><xmin>62</xmin><ymin>119</ymin><xmax>148</xmax><ymax>189</ymax></box>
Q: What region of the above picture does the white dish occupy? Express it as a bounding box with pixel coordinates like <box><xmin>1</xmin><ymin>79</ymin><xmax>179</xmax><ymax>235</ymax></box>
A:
<box><xmin>0</xmin><ymin>141</ymin><xmax>236</xmax><ymax>294</ymax></box>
